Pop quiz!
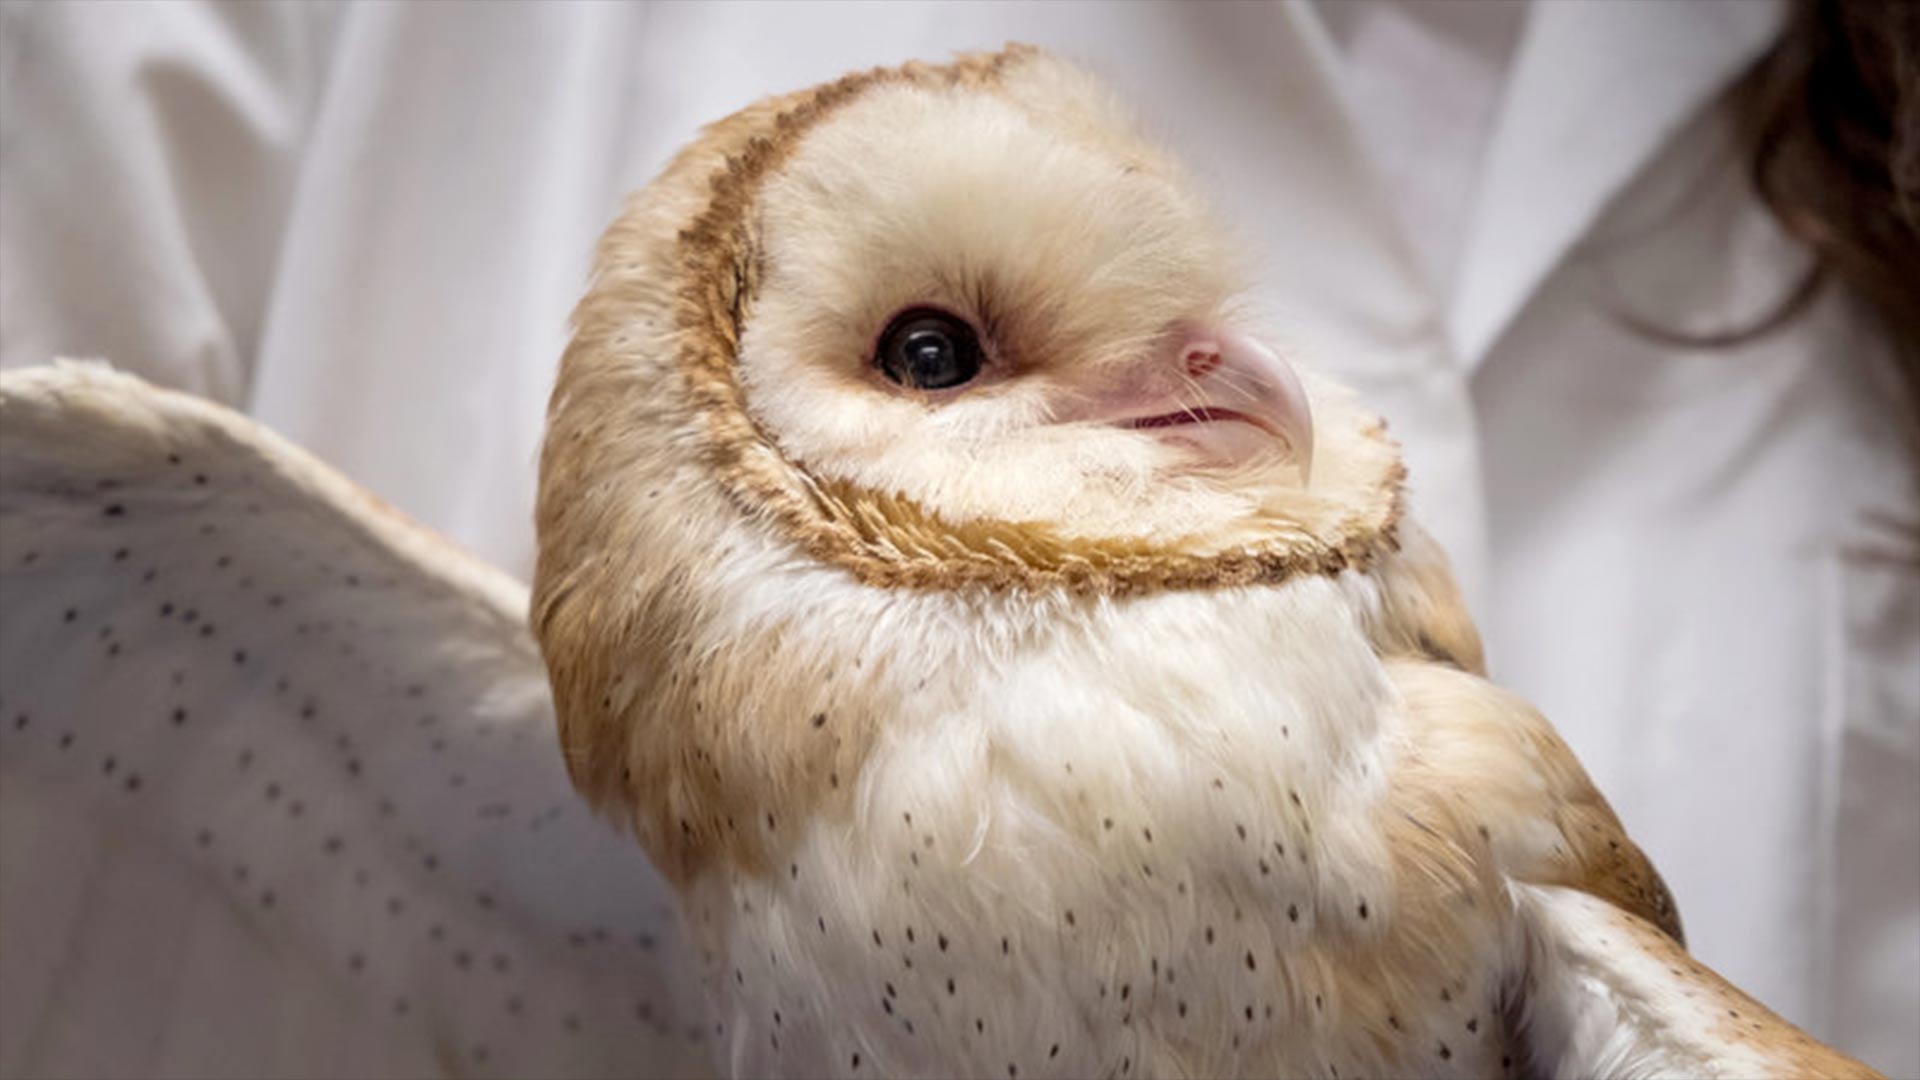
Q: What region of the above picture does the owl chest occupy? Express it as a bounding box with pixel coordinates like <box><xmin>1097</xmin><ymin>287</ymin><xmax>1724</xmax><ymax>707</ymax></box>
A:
<box><xmin>687</xmin><ymin>679</ymin><xmax>1512</xmax><ymax>1079</ymax></box>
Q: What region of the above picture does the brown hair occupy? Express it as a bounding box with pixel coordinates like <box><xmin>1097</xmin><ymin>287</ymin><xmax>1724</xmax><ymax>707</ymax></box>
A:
<box><xmin>1742</xmin><ymin>0</ymin><xmax>1920</xmax><ymax>426</ymax></box>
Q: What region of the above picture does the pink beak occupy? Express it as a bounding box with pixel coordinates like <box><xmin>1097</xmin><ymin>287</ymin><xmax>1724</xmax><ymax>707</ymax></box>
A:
<box><xmin>1059</xmin><ymin>324</ymin><xmax>1314</xmax><ymax>478</ymax></box>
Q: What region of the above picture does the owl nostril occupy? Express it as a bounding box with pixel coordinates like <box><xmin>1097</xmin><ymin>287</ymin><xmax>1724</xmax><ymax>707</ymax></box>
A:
<box><xmin>1182</xmin><ymin>346</ymin><xmax>1224</xmax><ymax>379</ymax></box>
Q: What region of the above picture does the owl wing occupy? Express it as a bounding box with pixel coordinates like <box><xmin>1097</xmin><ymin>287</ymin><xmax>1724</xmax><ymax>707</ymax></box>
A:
<box><xmin>1386</xmin><ymin>661</ymin><xmax>1881</xmax><ymax>1079</ymax></box>
<box><xmin>0</xmin><ymin>364</ymin><xmax>714</xmax><ymax>1080</ymax></box>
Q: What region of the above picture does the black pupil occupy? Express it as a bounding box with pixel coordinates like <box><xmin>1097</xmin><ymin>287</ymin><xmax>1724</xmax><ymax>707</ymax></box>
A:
<box><xmin>877</xmin><ymin>311</ymin><xmax>981</xmax><ymax>390</ymax></box>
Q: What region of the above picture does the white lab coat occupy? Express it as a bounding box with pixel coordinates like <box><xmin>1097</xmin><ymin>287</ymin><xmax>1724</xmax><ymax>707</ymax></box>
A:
<box><xmin>1</xmin><ymin>0</ymin><xmax>1915</xmax><ymax>1074</ymax></box>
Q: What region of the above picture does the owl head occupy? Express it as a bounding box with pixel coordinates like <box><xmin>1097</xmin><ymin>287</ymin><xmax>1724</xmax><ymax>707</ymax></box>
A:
<box><xmin>547</xmin><ymin>46</ymin><xmax>1399</xmax><ymax>594</ymax></box>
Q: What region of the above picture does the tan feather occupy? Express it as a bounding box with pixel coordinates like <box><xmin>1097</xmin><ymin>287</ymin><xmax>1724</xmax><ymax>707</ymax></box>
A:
<box><xmin>533</xmin><ymin>44</ymin><xmax>1879</xmax><ymax>1079</ymax></box>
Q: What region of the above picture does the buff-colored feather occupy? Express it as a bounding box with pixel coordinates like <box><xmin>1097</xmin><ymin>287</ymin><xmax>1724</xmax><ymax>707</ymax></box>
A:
<box><xmin>532</xmin><ymin>45</ymin><xmax>1879</xmax><ymax>1080</ymax></box>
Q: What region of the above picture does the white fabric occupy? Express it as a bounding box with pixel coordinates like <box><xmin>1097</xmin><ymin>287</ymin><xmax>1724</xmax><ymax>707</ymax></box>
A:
<box><xmin>1314</xmin><ymin>0</ymin><xmax>1527</xmax><ymax>296</ymax></box>
<box><xmin>1</xmin><ymin>0</ymin><xmax>1915</xmax><ymax>1074</ymax></box>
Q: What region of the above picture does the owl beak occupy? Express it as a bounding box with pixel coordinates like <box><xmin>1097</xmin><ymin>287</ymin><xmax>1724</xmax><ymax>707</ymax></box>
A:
<box><xmin>1068</xmin><ymin>325</ymin><xmax>1314</xmax><ymax>480</ymax></box>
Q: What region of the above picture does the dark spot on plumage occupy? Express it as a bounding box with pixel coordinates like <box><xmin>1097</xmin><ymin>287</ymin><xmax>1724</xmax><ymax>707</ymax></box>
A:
<box><xmin>102</xmin><ymin>504</ymin><xmax>125</xmax><ymax>517</ymax></box>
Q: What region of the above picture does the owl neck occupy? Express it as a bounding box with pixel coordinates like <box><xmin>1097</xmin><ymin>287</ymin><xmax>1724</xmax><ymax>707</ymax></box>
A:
<box><xmin>553</xmin><ymin>500</ymin><xmax>1470</xmax><ymax>886</ymax></box>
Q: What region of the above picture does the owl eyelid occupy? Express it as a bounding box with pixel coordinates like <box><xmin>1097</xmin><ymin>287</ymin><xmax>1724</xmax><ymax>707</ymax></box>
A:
<box><xmin>867</xmin><ymin>302</ymin><xmax>983</xmax><ymax>362</ymax></box>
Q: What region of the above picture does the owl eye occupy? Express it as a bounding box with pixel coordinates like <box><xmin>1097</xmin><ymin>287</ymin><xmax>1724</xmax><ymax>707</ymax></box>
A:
<box><xmin>874</xmin><ymin>308</ymin><xmax>982</xmax><ymax>391</ymax></box>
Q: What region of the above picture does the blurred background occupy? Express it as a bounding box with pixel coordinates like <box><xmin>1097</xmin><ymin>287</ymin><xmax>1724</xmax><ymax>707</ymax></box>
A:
<box><xmin>1</xmin><ymin>0</ymin><xmax>1915</xmax><ymax>1075</ymax></box>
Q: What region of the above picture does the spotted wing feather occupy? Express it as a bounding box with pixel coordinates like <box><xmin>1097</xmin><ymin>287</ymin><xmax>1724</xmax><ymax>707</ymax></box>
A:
<box><xmin>1387</xmin><ymin>661</ymin><xmax>1880</xmax><ymax>1079</ymax></box>
<box><xmin>0</xmin><ymin>363</ymin><xmax>714</xmax><ymax>1079</ymax></box>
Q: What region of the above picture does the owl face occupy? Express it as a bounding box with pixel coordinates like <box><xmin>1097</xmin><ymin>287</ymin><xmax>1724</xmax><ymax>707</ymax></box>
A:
<box><xmin>736</xmin><ymin>66</ymin><xmax>1317</xmax><ymax>548</ymax></box>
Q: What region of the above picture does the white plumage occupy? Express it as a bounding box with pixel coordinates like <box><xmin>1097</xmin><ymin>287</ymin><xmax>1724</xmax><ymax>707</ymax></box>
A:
<box><xmin>0</xmin><ymin>363</ymin><xmax>712</xmax><ymax>1078</ymax></box>
<box><xmin>525</xmin><ymin>45</ymin><xmax>1879</xmax><ymax>1080</ymax></box>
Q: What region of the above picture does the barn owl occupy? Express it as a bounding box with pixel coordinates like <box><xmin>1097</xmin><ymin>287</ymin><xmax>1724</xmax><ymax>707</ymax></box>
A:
<box><xmin>529</xmin><ymin>45</ymin><xmax>1880</xmax><ymax>1080</ymax></box>
<box><xmin>0</xmin><ymin>44</ymin><xmax>1879</xmax><ymax>1080</ymax></box>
